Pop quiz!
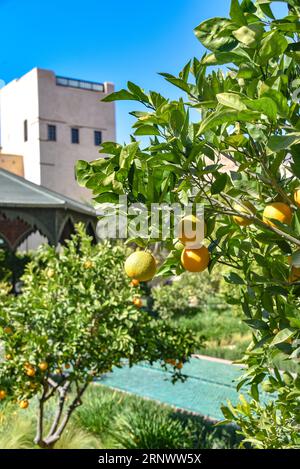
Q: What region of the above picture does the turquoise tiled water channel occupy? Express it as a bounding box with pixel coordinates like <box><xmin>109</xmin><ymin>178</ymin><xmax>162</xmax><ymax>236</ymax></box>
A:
<box><xmin>98</xmin><ymin>357</ymin><xmax>245</xmax><ymax>421</ymax></box>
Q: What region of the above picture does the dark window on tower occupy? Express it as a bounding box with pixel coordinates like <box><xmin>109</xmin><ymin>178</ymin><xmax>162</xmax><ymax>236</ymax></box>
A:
<box><xmin>24</xmin><ymin>120</ymin><xmax>28</xmax><ymax>142</ymax></box>
<box><xmin>48</xmin><ymin>124</ymin><xmax>56</xmax><ymax>141</ymax></box>
<box><xmin>71</xmin><ymin>128</ymin><xmax>79</xmax><ymax>144</ymax></box>
<box><xmin>94</xmin><ymin>130</ymin><xmax>102</xmax><ymax>146</ymax></box>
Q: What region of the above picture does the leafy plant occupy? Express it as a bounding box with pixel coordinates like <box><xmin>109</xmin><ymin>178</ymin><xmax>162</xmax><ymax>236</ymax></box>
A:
<box><xmin>75</xmin><ymin>385</ymin><xmax>124</xmax><ymax>437</ymax></box>
<box><xmin>152</xmin><ymin>270</ymin><xmax>228</xmax><ymax>320</ymax></box>
<box><xmin>0</xmin><ymin>224</ymin><xmax>196</xmax><ymax>448</ymax></box>
<box><xmin>111</xmin><ymin>401</ymin><xmax>193</xmax><ymax>449</ymax></box>
<box><xmin>76</xmin><ymin>0</ymin><xmax>300</xmax><ymax>447</ymax></box>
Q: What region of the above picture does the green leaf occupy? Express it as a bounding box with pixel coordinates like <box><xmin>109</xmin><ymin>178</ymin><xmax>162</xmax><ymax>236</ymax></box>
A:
<box><xmin>216</xmin><ymin>92</ymin><xmax>247</xmax><ymax>111</ymax></box>
<box><xmin>258</xmin><ymin>31</ymin><xmax>288</xmax><ymax>62</ymax></box>
<box><xmin>270</xmin><ymin>328</ymin><xmax>295</xmax><ymax>346</ymax></box>
<box><xmin>230</xmin><ymin>0</ymin><xmax>247</xmax><ymax>25</ymax></box>
<box><xmin>194</xmin><ymin>17</ymin><xmax>237</xmax><ymax>52</ymax></box>
<box><xmin>233</xmin><ymin>24</ymin><xmax>264</xmax><ymax>47</ymax></box>
<box><xmin>170</xmin><ymin>110</ymin><xmax>184</xmax><ymax>135</ymax></box>
<box><xmin>251</xmin><ymin>383</ymin><xmax>259</xmax><ymax>401</ymax></box>
<box><xmin>258</xmin><ymin>2</ymin><xmax>275</xmax><ymax>19</ymax></box>
<box><xmin>268</xmin><ymin>133</ymin><xmax>300</xmax><ymax>152</ymax></box>
<box><xmin>159</xmin><ymin>73</ymin><xmax>191</xmax><ymax>94</ymax></box>
<box><xmin>119</xmin><ymin>142</ymin><xmax>139</xmax><ymax>170</ymax></box>
<box><xmin>93</xmin><ymin>192</ymin><xmax>121</xmax><ymax>204</ymax></box>
<box><xmin>211</xmin><ymin>173</ymin><xmax>228</xmax><ymax>195</ymax></box>
<box><xmin>245</xmin><ymin>97</ymin><xmax>278</xmax><ymax>121</ymax></box>
<box><xmin>198</xmin><ymin>108</ymin><xmax>260</xmax><ymax>134</ymax></box>
<box><xmin>225</xmin><ymin>272</ymin><xmax>245</xmax><ymax>285</ymax></box>
<box><xmin>127</xmin><ymin>82</ymin><xmax>149</xmax><ymax>102</ymax></box>
<box><xmin>102</xmin><ymin>89</ymin><xmax>136</xmax><ymax>102</ymax></box>
<box><xmin>134</xmin><ymin>125</ymin><xmax>161</xmax><ymax>136</ymax></box>
<box><xmin>260</xmin><ymin>89</ymin><xmax>289</xmax><ymax>118</ymax></box>
<box><xmin>221</xmin><ymin>405</ymin><xmax>235</xmax><ymax>420</ymax></box>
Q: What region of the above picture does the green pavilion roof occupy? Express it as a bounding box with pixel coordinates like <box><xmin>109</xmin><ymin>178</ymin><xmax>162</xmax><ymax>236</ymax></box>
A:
<box><xmin>0</xmin><ymin>168</ymin><xmax>95</xmax><ymax>216</ymax></box>
<box><xmin>0</xmin><ymin>168</ymin><xmax>97</xmax><ymax>250</ymax></box>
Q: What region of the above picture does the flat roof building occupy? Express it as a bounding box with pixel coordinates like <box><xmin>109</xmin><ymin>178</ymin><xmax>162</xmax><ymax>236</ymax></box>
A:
<box><xmin>0</xmin><ymin>68</ymin><xmax>115</xmax><ymax>201</ymax></box>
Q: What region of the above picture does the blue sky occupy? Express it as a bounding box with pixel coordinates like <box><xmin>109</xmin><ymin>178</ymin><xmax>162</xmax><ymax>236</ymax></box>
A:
<box><xmin>0</xmin><ymin>0</ymin><xmax>287</xmax><ymax>143</ymax></box>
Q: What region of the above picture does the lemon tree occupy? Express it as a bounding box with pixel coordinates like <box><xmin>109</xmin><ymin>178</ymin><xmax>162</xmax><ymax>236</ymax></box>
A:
<box><xmin>0</xmin><ymin>224</ymin><xmax>196</xmax><ymax>448</ymax></box>
<box><xmin>76</xmin><ymin>1</ymin><xmax>300</xmax><ymax>447</ymax></box>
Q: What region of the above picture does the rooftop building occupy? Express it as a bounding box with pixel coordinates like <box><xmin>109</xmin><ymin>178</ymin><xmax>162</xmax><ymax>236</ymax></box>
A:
<box><xmin>0</xmin><ymin>68</ymin><xmax>115</xmax><ymax>201</ymax></box>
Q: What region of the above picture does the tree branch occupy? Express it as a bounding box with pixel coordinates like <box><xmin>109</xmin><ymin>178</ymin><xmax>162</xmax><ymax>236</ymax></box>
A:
<box><xmin>44</xmin><ymin>382</ymin><xmax>89</xmax><ymax>447</ymax></box>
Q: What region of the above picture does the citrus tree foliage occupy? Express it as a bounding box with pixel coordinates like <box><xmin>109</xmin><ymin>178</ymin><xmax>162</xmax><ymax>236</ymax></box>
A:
<box><xmin>152</xmin><ymin>270</ymin><xmax>231</xmax><ymax>321</ymax></box>
<box><xmin>0</xmin><ymin>225</ymin><xmax>196</xmax><ymax>448</ymax></box>
<box><xmin>76</xmin><ymin>1</ymin><xmax>300</xmax><ymax>447</ymax></box>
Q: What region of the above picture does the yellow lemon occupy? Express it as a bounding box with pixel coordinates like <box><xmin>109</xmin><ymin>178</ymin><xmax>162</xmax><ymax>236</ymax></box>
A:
<box><xmin>125</xmin><ymin>251</ymin><xmax>156</xmax><ymax>282</ymax></box>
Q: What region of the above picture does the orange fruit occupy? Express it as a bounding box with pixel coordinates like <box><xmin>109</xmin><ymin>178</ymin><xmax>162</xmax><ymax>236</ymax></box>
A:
<box><xmin>3</xmin><ymin>326</ymin><xmax>12</xmax><ymax>334</ymax></box>
<box><xmin>0</xmin><ymin>390</ymin><xmax>7</xmax><ymax>400</ymax></box>
<box><xmin>130</xmin><ymin>279</ymin><xmax>140</xmax><ymax>287</ymax></box>
<box><xmin>25</xmin><ymin>367</ymin><xmax>36</xmax><ymax>377</ymax></box>
<box><xmin>232</xmin><ymin>201</ymin><xmax>256</xmax><ymax>226</ymax></box>
<box><xmin>176</xmin><ymin>362</ymin><xmax>183</xmax><ymax>370</ymax></box>
<box><xmin>263</xmin><ymin>202</ymin><xmax>292</xmax><ymax>227</ymax></box>
<box><xmin>5</xmin><ymin>354</ymin><xmax>12</xmax><ymax>360</ymax></box>
<box><xmin>125</xmin><ymin>251</ymin><xmax>156</xmax><ymax>282</ymax></box>
<box><xmin>178</xmin><ymin>215</ymin><xmax>207</xmax><ymax>247</ymax></box>
<box><xmin>181</xmin><ymin>246</ymin><xmax>210</xmax><ymax>272</ymax></box>
<box><xmin>165</xmin><ymin>359</ymin><xmax>176</xmax><ymax>366</ymax></box>
<box><xmin>38</xmin><ymin>361</ymin><xmax>48</xmax><ymax>372</ymax></box>
<box><xmin>133</xmin><ymin>297</ymin><xmax>143</xmax><ymax>308</ymax></box>
<box><xmin>64</xmin><ymin>363</ymin><xmax>71</xmax><ymax>369</ymax></box>
<box><xmin>19</xmin><ymin>400</ymin><xmax>29</xmax><ymax>409</ymax></box>
<box><xmin>294</xmin><ymin>189</ymin><xmax>300</xmax><ymax>208</ymax></box>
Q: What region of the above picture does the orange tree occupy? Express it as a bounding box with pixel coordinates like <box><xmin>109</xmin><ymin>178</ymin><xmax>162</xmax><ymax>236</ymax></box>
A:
<box><xmin>76</xmin><ymin>0</ymin><xmax>300</xmax><ymax>448</ymax></box>
<box><xmin>0</xmin><ymin>224</ymin><xmax>196</xmax><ymax>448</ymax></box>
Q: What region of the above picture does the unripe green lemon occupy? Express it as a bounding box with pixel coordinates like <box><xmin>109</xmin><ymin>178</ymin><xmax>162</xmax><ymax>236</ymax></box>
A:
<box><xmin>282</xmin><ymin>371</ymin><xmax>294</xmax><ymax>386</ymax></box>
<box><xmin>173</xmin><ymin>239</ymin><xmax>185</xmax><ymax>251</ymax></box>
<box><xmin>261</xmin><ymin>380</ymin><xmax>275</xmax><ymax>393</ymax></box>
<box><xmin>124</xmin><ymin>251</ymin><xmax>156</xmax><ymax>282</ymax></box>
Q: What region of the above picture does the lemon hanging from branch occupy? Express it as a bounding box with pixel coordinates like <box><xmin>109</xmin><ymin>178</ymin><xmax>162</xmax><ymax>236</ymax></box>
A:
<box><xmin>125</xmin><ymin>251</ymin><xmax>157</xmax><ymax>282</ymax></box>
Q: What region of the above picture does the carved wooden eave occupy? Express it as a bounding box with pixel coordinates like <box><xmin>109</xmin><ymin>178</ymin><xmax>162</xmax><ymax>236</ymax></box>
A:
<box><xmin>0</xmin><ymin>169</ymin><xmax>97</xmax><ymax>251</ymax></box>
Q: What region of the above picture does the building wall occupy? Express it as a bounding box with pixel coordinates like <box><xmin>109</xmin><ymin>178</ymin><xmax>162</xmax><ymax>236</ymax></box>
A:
<box><xmin>0</xmin><ymin>68</ymin><xmax>116</xmax><ymax>202</ymax></box>
<box><xmin>0</xmin><ymin>154</ymin><xmax>24</xmax><ymax>177</ymax></box>
<box><xmin>37</xmin><ymin>69</ymin><xmax>115</xmax><ymax>201</ymax></box>
<box><xmin>0</xmin><ymin>68</ymin><xmax>41</xmax><ymax>184</ymax></box>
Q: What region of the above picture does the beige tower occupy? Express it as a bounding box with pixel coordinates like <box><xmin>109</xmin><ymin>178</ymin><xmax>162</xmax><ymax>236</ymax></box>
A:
<box><xmin>0</xmin><ymin>68</ymin><xmax>115</xmax><ymax>202</ymax></box>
